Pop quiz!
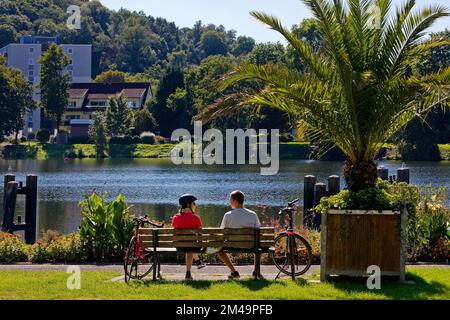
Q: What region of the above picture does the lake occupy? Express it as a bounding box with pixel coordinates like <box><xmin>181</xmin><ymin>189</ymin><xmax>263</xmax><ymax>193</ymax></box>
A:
<box><xmin>0</xmin><ymin>158</ymin><xmax>449</xmax><ymax>235</ymax></box>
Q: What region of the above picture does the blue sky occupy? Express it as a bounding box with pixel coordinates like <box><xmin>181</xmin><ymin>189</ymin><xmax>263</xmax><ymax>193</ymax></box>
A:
<box><xmin>101</xmin><ymin>0</ymin><xmax>450</xmax><ymax>43</ymax></box>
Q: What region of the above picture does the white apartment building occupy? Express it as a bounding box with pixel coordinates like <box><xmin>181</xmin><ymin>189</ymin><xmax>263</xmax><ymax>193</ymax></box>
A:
<box><xmin>0</xmin><ymin>35</ymin><xmax>92</xmax><ymax>134</ymax></box>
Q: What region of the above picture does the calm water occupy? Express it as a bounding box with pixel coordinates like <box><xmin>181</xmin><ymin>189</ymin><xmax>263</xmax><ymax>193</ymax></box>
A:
<box><xmin>0</xmin><ymin>159</ymin><xmax>449</xmax><ymax>234</ymax></box>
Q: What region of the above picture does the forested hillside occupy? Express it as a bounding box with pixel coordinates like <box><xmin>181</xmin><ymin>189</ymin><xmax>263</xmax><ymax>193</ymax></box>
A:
<box><xmin>0</xmin><ymin>0</ymin><xmax>449</xmax><ymax>159</ymax></box>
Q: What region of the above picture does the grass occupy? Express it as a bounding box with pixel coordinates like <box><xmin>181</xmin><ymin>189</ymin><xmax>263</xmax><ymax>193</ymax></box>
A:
<box><xmin>0</xmin><ymin>266</ymin><xmax>448</xmax><ymax>300</ymax></box>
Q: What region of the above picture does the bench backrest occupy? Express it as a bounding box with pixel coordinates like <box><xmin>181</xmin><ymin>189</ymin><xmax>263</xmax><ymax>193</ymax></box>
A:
<box><xmin>138</xmin><ymin>227</ymin><xmax>275</xmax><ymax>249</ymax></box>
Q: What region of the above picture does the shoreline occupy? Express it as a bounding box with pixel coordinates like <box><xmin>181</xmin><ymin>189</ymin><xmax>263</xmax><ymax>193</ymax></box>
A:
<box><xmin>1</xmin><ymin>142</ymin><xmax>450</xmax><ymax>161</ymax></box>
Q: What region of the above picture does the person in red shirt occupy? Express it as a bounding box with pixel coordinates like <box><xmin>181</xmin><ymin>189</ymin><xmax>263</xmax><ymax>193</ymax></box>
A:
<box><xmin>171</xmin><ymin>194</ymin><xmax>205</xmax><ymax>280</ymax></box>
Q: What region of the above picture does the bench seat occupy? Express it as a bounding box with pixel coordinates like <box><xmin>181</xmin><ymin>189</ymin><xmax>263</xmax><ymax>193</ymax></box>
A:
<box><xmin>138</xmin><ymin>227</ymin><xmax>276</xmax><ymax>280</ymax></box>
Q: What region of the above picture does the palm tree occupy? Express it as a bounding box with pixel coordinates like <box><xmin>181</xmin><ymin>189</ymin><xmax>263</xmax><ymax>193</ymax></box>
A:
<box><xmin>200</xmin><ymin>0</ymin><xmax>450</xmax><ymax>192</ymax></box>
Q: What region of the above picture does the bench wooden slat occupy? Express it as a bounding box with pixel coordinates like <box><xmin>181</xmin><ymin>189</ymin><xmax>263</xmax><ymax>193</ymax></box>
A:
<box><xmin>139</xmin><ymin>227</ymin><xmax>275</xmax><ymax>234</ymax></box>
<box><xmin>157</xmin><ymin>241</ymin><xmax>203</xmax><ymax>248</ymax></box>
<box><xmin>139</xmin><ymin>235</ymin><xmax>153</xmax><ymax>241</ymax></box>
<box><xmin>202</xmin><ymin>234</ymin><xmax>254</xmax><ymax>241</ymax></box>
<box><xmin>202</xmin><ymin>241</ymin><xmax>254</xmax><ymax>248</ymax></box>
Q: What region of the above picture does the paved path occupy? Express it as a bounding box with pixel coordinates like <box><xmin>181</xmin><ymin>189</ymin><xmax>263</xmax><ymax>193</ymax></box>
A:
<box><xmin>0</xmin><ymin>263</ymin><xmax>447</xmax><ymax>281</ymax></box>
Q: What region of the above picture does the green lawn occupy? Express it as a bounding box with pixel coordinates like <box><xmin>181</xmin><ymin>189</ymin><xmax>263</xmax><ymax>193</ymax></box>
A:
<box><xmin>0</xmin><ymin>267</ymin><xmax>448</xmax><ymax>300</ymax></box>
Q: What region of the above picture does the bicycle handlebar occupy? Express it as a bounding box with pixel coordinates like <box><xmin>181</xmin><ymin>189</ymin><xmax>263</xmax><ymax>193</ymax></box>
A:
<box><xmin>278</xmin><ymin>199</ymin><xmax>299</xmax><ymax>216</ymax></box>
<box><xmin>136</xmin><ymin>215</ymin><xmax>164</xmax><ymax>228</ymax></box>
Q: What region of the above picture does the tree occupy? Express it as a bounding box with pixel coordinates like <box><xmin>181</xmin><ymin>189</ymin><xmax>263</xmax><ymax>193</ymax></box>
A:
<box><xmin>232</xmin><ymin>36</ymin><xmax>255</xmax><ymax>56</ymax></box>
<box><xmin>201</xmin><ymin>0</ymin><xmax>450</xmax><ymax>192</ymax></box>
<box><xmin>105</xmin><ymin>93</ymin><xmax>133</xmax><ymax>137</ymax></box>
<box><xmin>88</xmin><ymin>111</ymin><xmax>107</xmax><ymax>158</ymax></box>
<box><xmin>151</xmin><ymin>66</ymin><xmax>185</xmax><ymax>137</ymax></box>
<box><xmin>94</xmin><ymin>70</ymin><xmax>131</xmax><ymax>83</ymax></box>
<box><xmin>134</xmin><ymin>105</ymin><xmax>157</xmax><ymax>134</ymax></box>
<box><xmin>0</xmin><ymin>56</ymin><xmax>34</xmax><ymax>141</ymax></box>
<box><xmin>0</xmin><ymin>24</ymin><xmax>16</xmax><ymax>47</ymax></box>
<box><xmin>200</xmin><ymin>30</ymin><xmax>228</xmax><ymax>58</ymax></box>
<box><xmin>116</xmin><ymin>25</ymin><xmax>157</xmax><ymax>73</ymax></box>
<box><xmin>246</xmin><ymin>42</ymin><xmax>286</xmax><ymax>65</ymax></box>
<box><xmin>38</xmin><ymin>43</ymin><xmax>70</xmax><ymax>130</ymax></box>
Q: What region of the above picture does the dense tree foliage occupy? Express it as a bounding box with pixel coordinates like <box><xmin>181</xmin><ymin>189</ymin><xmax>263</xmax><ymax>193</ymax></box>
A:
<box><xmin>38</xmin><ymin>43</ymin><xmax>69</xmax><ymax>130</ymax></box>
<box><xmin>105</xmin><ymin>93</ymin><xmax>133</xmax><ymax>137</ymax></box>
<box><xmin>0</xmin><ymin>56</ymin><xmax>34</xmax><ymax>141</ymax></box>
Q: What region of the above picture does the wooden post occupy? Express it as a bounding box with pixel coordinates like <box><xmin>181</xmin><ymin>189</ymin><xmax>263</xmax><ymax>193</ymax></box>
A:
<box><xmin>253</xmin><ymin>229</ymin><xmax>261</xmax><ymax>280</ymax></box>
<box><xmin>327</xmin><ymin>175</ymin><xmax>340</xmax><ymax>196</ymax></box>
<box><xmin>377</xmin><ymin>166</ymin><xmax>389</xmax><ymax>181</ymax></box>
<box><xmin>399</xmin><ymin>209</ymin><xmax>407</xmax><ymax>282</ymax></box>
<box><xmin>3</xmin><ymin>174</ymin><xmax>15</xmax><ymax>213</ymax></box>
<box><xmin>2</xmin><ymin>181</ymin><xmax>18</xmax><ymax>232</ymax></box>
<box><xmin>152</xmin><ymin>229</ymin><xmax>158</xmax><ymax>281</ymax></box>
<box><xmin>320</xmin><ymin>212</ymin><xmax>327</xmax><ymax>282</ymax></box>
<box><xmin>397</xmin><ymin>167</ymin><xmax>410</xmax><ymax>184</ymax></box>
<box><xmin>303</xmin><ymin>175</ymin><xmax>316</xmax><ymax>224</ymax></box>
<box><xmin>313</xmin><ymin>183</ymin><xmax>327</xmax><ymax>230</ymax></box>
<box><xmin>25</xmin><ymin>175</ymin><xmax>38</xmax><ymax>244</ymax></box>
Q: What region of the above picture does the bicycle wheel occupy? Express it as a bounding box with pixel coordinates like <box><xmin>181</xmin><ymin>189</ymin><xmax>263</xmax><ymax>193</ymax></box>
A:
<box><xmin>124</xmin><ymin>236</ymin><xmax>154</xmax><ymax>282</ymax></box>
<box><xmin>271</xmin><ymin>233</ymin><xmax>312</xmax><ymax>277</ymax></box>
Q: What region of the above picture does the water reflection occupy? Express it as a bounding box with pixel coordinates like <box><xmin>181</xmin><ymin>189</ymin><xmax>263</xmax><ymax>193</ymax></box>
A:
<box><xmin>1</xmin><ymin>159</ymin><xmax>449</xmax><ymax>234</ymax></box>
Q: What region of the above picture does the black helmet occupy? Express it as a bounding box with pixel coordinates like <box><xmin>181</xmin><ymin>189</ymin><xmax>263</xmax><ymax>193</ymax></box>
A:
<box><xmin>179</xmin><ymin>194</ymin><xmax>197</xmax><ymax>208</ymax></box>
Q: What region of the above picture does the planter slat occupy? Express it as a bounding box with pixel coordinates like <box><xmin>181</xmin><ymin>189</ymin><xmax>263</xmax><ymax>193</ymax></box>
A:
<box><xmin>321</xmin><ymin>209</ymin><xmax>406</xmax><ymax>282</ymax></box>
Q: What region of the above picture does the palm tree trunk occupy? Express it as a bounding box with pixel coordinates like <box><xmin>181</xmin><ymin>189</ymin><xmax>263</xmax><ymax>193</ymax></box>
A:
<box><xmin>343</xmin><ymin>158</ymin><xmax>378</xmax><ymax>192</ymax></box>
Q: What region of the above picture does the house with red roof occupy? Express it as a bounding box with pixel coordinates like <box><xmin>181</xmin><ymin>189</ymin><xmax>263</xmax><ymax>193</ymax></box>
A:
<box><xmin>64</xmin><ymin>82</ymin><xmax>152</xmax><ymax>137</ymax></box>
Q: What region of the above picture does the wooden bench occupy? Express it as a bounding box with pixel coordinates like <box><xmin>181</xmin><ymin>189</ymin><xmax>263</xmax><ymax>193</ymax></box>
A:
<box><xmin>139</xmin><ymin>227</ymin><xmax>276</xmax><ymax>280</ymax></box>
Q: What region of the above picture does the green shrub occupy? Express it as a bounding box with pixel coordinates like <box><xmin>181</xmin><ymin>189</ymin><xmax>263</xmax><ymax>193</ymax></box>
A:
<box><xmin>109</xmin><ymin>135</ymin><xmax>133</xmax><ymax>145</ymax></box>
<box><xmin>140</xmin><ymin>132</ymin><xmax>156</xmax><ymax>144</ymax></box>
<box><xmin>27</xmin><ymin>133</ymin><xmax>35</xmax><ymax>140</ymax></box>
<box><xmin>79</xmin><ymin>193</ymin><xmax>135</xmax><ymax>262</ymax></box>
<box><xmin>0</xmin><ymin>233</ymin><xmax>27</xmax><ymax>263</ymax></box>
<box><xmin>36</xmin><ymin>128</ymin><xmax>50</xmax><ymax>143</ymax></box>
<box><xmin>20</xmin><ymin>136</ymin><xmax>27</xmax><ymax>143</ymax></box>
<box><xmin>28</xmin><ymin>232</ymin><xmax>86</xmax><ymax>263</ymax></box>
<box><xmin>315</xmin><ymin>179</ymin><xmax>420</xmax><ymax>214</ymax></box>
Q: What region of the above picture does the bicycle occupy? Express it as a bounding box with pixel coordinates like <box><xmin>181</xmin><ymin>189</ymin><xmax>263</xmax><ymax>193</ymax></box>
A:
<box><xmin>123</xmin><ymin>215</ymin><xmax>164</xmax><ymax>283</ymax></box>
<box><xmin>271</xmin><ymin>199</ymin><xmax>313</xmax><ymax>280</ymax></box>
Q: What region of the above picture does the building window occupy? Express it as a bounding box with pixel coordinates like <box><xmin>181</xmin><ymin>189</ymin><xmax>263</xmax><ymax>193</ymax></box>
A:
<box><xmin>28</xmin><ymin>65</ymin><xmax>34</xmax><ymax>71</ymax></box>
<box><xmin>128</xmin><ymin>101</ymin><xmax>137</xmax><ymax>108</ymax></box>
<box><xmin>90</xmin><ymin>100</ymin><xmax>106</xmax><ymax>107</ymax></box>
<box><xmin>68</xmin><ymin>101</ymin><xmax>77</xmax><ymax>108</ymax></box>
<box><xmin>67</xmin><ymin>48</ymin><xmax>74</xmax><ymax>54</ymax></box>
<box><xmin>28</xmin><ymin>58</ymin><xmax>34</xmax><ymax>65</ymax></box>
<box><xmin>28</xmin><ymin>76</ymin><xmax>34</xmax><ymax>83</ymax></box>
<box><xmin>69</xmin><ymin>59</ymin><xmax>73</xmax><ymax>65</ymax></box>
<box><xmin>29</xmin><ymin>47</ymin><xmax>34</xmax><ymax>54</ymax></box>
<box><xmin>28</xmin><ymin>70</ymin><xmax>34</xmax><ymax>77</ymax></box>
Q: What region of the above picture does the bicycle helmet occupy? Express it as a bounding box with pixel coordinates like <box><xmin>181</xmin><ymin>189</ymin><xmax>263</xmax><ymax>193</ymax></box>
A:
<box><xmin>179</xmin><ymin>194</ymin><xmax>197</xmax><ymax>208</ymax></box>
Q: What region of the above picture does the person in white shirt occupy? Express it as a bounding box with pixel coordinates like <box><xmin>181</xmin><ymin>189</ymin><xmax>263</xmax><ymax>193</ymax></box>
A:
<box><xmin>218</xmin><ymin>190</ymin><xmax>261</xmax><ymax>279</ymax></box>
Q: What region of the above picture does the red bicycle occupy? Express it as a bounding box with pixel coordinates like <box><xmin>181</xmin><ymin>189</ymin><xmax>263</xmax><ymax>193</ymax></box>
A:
<box><xmin>124</xmin><ymin>215</ymin><xmax>164</xmax><ymax>283</ymax></box>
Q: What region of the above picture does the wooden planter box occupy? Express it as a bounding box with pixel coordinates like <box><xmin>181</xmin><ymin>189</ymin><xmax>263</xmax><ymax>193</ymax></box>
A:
<box><xmin>320</xmin><ymin>209</ymin><xmax>406</xmax><ymax>282</ymax></box>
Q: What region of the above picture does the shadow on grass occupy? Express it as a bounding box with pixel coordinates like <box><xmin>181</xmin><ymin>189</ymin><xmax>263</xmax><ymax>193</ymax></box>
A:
<box><xmin>130</xmin><ymin>277</ymin><xmax>289</xmax><ymax>291</ymax></box>
<box><xmin>328</xmin><ymin>272</ymin><xmax>449</xmax><ymax>300</ymax></box>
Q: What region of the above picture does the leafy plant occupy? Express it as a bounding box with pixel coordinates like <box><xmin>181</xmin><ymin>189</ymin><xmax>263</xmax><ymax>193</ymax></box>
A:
<box><xmin>0</xmin><ymin>233</ymin><xmax>27</xmax><ymax>263</ymax></box>
<box><xmin>79</xmin><ymin>193</ymin><xmax>135</xmax><ymax>262</ymax></box>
